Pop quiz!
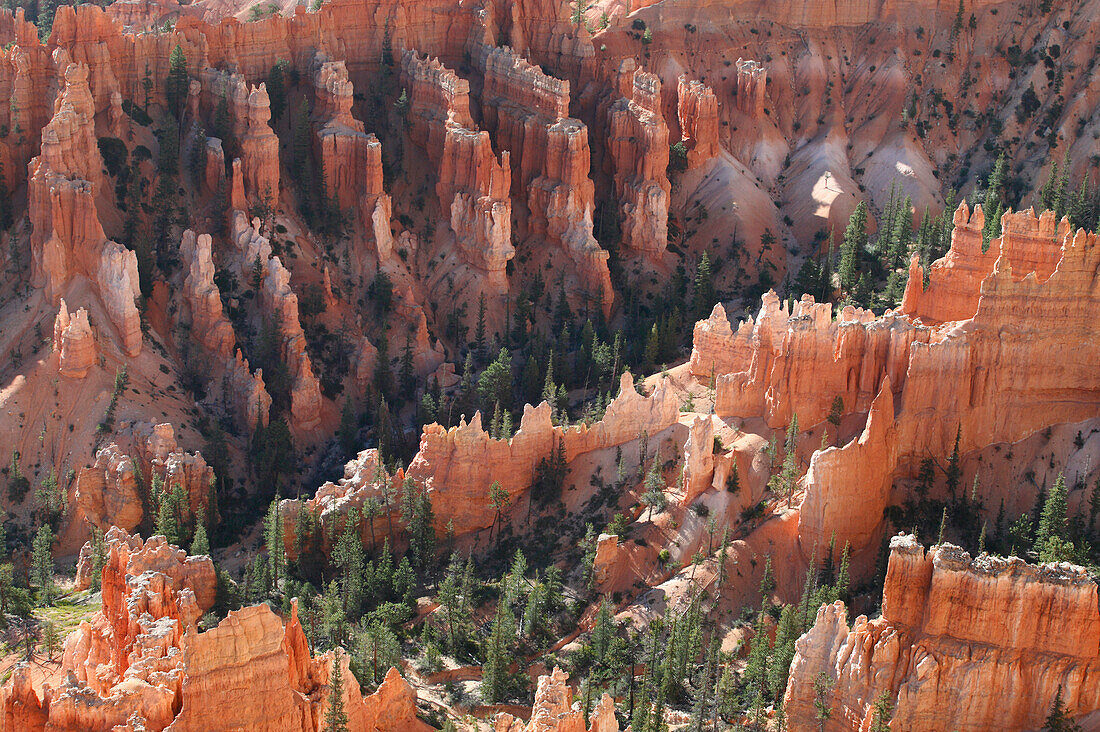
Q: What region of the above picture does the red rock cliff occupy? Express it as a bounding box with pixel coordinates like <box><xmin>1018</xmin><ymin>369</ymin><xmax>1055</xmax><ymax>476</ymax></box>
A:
<box><xmin>784</xmin><ymin>534</ymin><xmax>1100</xmax><ymax>731</ymax></box>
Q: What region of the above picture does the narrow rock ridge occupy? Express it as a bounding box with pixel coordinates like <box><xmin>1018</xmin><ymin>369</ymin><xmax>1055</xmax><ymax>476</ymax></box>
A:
<box><xmin>607</xmin><ymin>60</ymin><xmax>670</xmax><ymax>256</ymax></box>
<box><xmin>404</xmin><ymin>371</ymin><xmax>678</xmax><ymax>538</ymax></box>
<box><xmin>230</xmin><ymin>210</ymin><xmax>321</xmax><ymax>431</ymax></box>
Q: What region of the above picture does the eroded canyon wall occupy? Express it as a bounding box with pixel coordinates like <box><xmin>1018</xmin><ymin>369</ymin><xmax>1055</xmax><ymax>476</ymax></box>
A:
<box><xmin>690</xmin><ymin>205</ymin><xmax>1100</xmax><ymax>557</ymax></box>
<box><xmin>784</xmin><ymin>534</ymin><xmax>1100</xmax><ymax>731</ymax></box>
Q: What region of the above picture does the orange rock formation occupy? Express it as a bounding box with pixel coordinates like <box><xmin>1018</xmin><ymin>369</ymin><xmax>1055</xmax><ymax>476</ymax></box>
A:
<box><xmin>9</xmin><ymin>529</ymin><xmax>426</xmax><ymax>731</ymax></box>
<box><xmin>495</xmin><ymin>666</ymin><xmax>619</xmax><ymax>732</ymax></box>
<box><xmin>691</xmin><ymin>205</ymin><xmax>1100</xmax><ymax>558</ymax></box>
<box><xmin>784</xmin><ymin>534</ymin><xmax>1100</xmax><ymax>731</ymax></box>
<box><xmin>180</xmin><ymin>229</ymin><xmax>236</xmax><ymax>359</ymax></box>
<box><xmin>28</xmin><ymin>60</ymin><xmax>142</xmax><ymax>356</ymax></box>
<box><xmin>401</xmin><ymin>50</ymin><xmax>514</xmax><ymax>278</ymax></box>
<box><xmin>229</xmin><ymin>211</ymin><xmax>321</xmax><ymax>431</ymax></box>
<box><xmin>474</xmin><ymin>41</ymin><xmax>613</xmax><ymax>313</ymax></box>
<box><xmin>74</xmin><ymin>444</ymin><xmax>144</xmax><ymax>534</ymax></box>
<box><xmin>607</xmin><ymin>60</ymin><xmax>670</xmax><ymax>256</ymax></box>
<box><xmin>733</xmin><ymin>58</ymin><xmax>767</xmax><ymax>118</ymax></box>
<box><xmin>676</xmin><ymin>75</ymin><xmax>719</xmax><ymax>169</ymax></box>
<box><xmin>74</xmin><ymin>422</ymin><xmax>214</xmax><ymax>536</ymax></box>
<box><xmin>309</xmin><ymin>51</ymin><xmax>387</xmax><ymax>227</ymax></box>
<box><xmin>224</xmin><ymin>347</ymin><xmax>272</xmax><ymax>431</ymax></box>
<box><xmin>53</xmin><ymin>299</ymin><xmax>97</xmax><ymax>378</ymax></box>
<box><xmin>407</xmin><ymin>372</ymin><xmax>678</xmax><ymax>537</ymax></box>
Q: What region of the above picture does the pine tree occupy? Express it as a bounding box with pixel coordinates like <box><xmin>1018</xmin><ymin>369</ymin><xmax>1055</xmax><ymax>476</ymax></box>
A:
<box><xmin>1053</xmin><ymin>151</ymin><xmax>1071</xmax><ymax>220</ymax></box>
<box><xmin>1068</xmin><ymin>176</ymin><xmax>1091</xmax><ymax>231</ymax></box>
<box><xmin>1088</xmin><ymin>478</ymin><xmax>1100</xmax><ymax>539</ymax></box>
<box><xmin>401</xmin><ymin>479</ymin><xmax>436</xmax><ymax>569</ymax></box>
<box><xmin>481</xmin><ymin>599</ymin><xmax>516</xmax><ymax>703</ymax></box>
<box><xmin>1040</xmin><ymin>157</ymin><xmax>1060</xmax><ymax>212</ymax></box>
<box><xmin>981</xmin><ymin>153</ymin><xmax>1008</xmax><ymax>248</ymax></box>
<box><xmin>641</xmin><ymin>457</ymin><xmax>668</xmax><ymax>521</ymax></box>
<box><xmin>359</xmin><ymin>620</ymin><xmax>401</xmax><ymax>690</ymax></box>
<box><xmin>693</xmin><ymin>251</ymin><xmax>715</xmax><ymax>317</ymax></box>
<box><xmin>813</xmin><ymin>672</ymin><xmax>835</xmax><ymax>731</ymax></box>
<box><xmin>264</xmin><ymin>498</ymin><xmax>285</xmax><ymax>591</ymax></box>
<box><xmin>870</xmin><ymin>690</ymin><xmax>894</xmax><ymax>732</ymax></box>
<box><xmin>839</xmin><ymin>202</ymin><xmax>868</xmax><ymax>292</ymax></box>
<box><xmin>1043</xmin><ymin>685</ymin><xmax>1084</xmax><ymax>732</ymax></box>
<box><xmin>190</xmin><ymin>510</ymin><xmax>210</xmax><ymax>556</ymax></box>
<box><xmin>488</xmin><ymin>481</ymin><xmax>511</xmax><ymax>547</ymax></box>
<box><xmin>333</xmin><ymin>508</ymin><xmax>364</xmax><ymax>615</ymax></box>
<box><xmin>478</xmin><ymin>348</ymin><xmax>512</xmax><ymax>412</ymax></box>
<box><xmin>571</xmin><ymin>0</ymin><xmax>584</xmax><ymax>25</ymax></box>
<box><xmin>437</xmin><ymin>553</ymin><xmax>473</xmax><ymax>654</ymax></box>
<box><xmin>768</xmin><ymin>604</ymin><xmax>799</xmax><ymax>702</ymax></box>
<box><xmin>1035</xmin><ymin>473</ymin><xmax>1073</xmax><ymax>562</ymax></box>
<box><xmin>43</xmin><ymin>618</ymin><xmax>59</xmax><ymax>660</ymax></box>
<box><xmin>155</xmin><ymin>490</ymin><xmax>180</xmax><ymax>545</ymax></box>
<box><xmin>339</xmin><ymin>399</ymin><xmax>358</xmax><ymax>457</ymax></box>
<box><xmin>323</xmin><ymin>650</ymin><xmax>350</xmax><ymax>732</ymax></box>
<box><xmin>266</xmin><ymin>60</ymin><xmax>288</xmax><ymax>123</ymax></box>
<box><xmin>399</xmin><ymin>334</ymin><xmax>416</xmax><ymax>399</ymax></box>
<box><xmin>89</xmin><ymin>526</ymin><xmax>107</xmax><ymax>590</ymax></box>
<box><xmin>157</xmin><ymin>113</ymin><xmax>180</xmax><ymax>176</ymax></box>
<box><xmin>474</xmin><ymin>294</ymin><xmax>487</xmax><ymax>359</ymax></box>
<box><xmin>32</xmin><ymin>524</ymin><xmax>54</xmax><ymax>606</ymax></box>
<box><xmin>742</xmin><ymin>611</ymin><xmax>772</xmax><ymax>717</ymax></box>
<box><xmin>835</xmin><ymin>541</ymin><xmax>851</xmax><ymax>601</ymax></box>
<box><xmin>946</xmin><ymin>426</ymin><xmax>962</xmax><ymax>499</ymax></box>
<box><xmin>166</xmin><ymin>45</ymin><xmax>189</xmax><ymax>118</ymax></box>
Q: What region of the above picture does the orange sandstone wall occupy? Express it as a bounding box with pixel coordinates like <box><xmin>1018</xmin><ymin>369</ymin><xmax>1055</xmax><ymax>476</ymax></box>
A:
<box><xmin>784</xmin><ymin>534</ymin><xmax>1100</xmax><ymax>731</ymax></box>
<box><xmin>690</xmin><ymin>206</ymin><xmax>1100</xmax><ymax>558</ymax></box>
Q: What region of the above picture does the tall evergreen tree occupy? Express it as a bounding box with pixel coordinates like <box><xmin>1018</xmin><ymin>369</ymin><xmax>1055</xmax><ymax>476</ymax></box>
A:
<box><xmin>1035</xmin><ymin>473</ymin><xmax>1073</xmax><ymax>562</ymax></box>
<box><xmin>693</xmin><ymin>250</ymin><xmax>715</xmax><ymax>317</ymax></box>
<box><xmin>768</xmin><ymin>604</ymin><xmax>799</xmax><ymax>702</ymax></box>
<box><xmin>190</xmin><ymin>511</ymin><xmax>210</xmax><ymax>556</ymax></box>
<box><xmin>32</xmin><ymin>524</ymin><xmax>54</xmax><ymax>606</ymax></box>
<box><xmin>323</xmin><ymin>650</ymin><xmax>349</xmax><ymax>732</ymax></box>
<box><xmin>264</xmin><ymin>498</ymin><xmax>285</xmax><ymax>591</ymax></box>
<box><xmin>981</xmin><ymin>152</ymin><xmax>1008</xmax><ymax>248</ymax></box>
<box><xmin>481</xmin><ymin>599</ymin><xmax>516</xmax><ymax>703</ymax></box>
<box><xmin>166</xmin><ymin>45</ymin><xmax>189</xmax><ymax>118</ymax></box>
<box><xmin>870</xmin><ymin>690</ymin><xmax>894</xmax><ymax>732</ymax></box>
<box><xmin>742</xmin><ymin>611</ymin><xmax>772</xmax><ymax>723</ymax></box>
<box><xmin>839</xmin><ymin>202</ymin><xmax>868</xmax><ymax>292</ymax></box>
